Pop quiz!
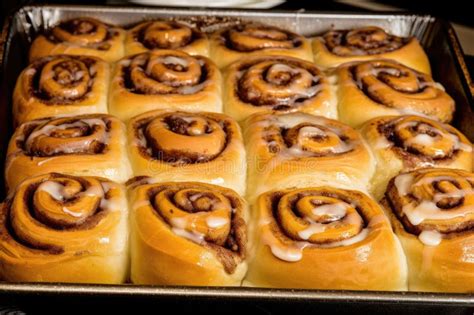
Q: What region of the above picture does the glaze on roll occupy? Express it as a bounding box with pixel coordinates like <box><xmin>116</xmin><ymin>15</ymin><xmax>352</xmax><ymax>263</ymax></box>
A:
<box><xmin>210</xmin><ymin>23</ymin><xmax>312</xmax><ymax>68</ymax></box>
<box><xmin>382</xmin><ymin>168</ymin><xmax>474</xmax><ymax>292</ymax></box>
<box><xmin>245</xmin><ymin>186</ymin><xmax>407</xmax><ymax>290</ymax></box>
<box><xmin>0</xmin><ymin>173</ymin><xmax>129</xmax><ymax>283</ymax></box>
<box><xmin>13</xmin><ymin>54</ymin><xmax>109</xmax><ymax>125</ymax></box>
<box><xmin>127</xmin><ymin>110</ymin><xmax>246</xmax><ymax>195</ymax></box>
<box><xmin>313</xmin><ymin>26</ymin><xmax>430</xmax><ymax>73</ymax></box>
<box><xmin>109</xmin><ymin>50</ymin><xmax>222</xmax><ymax>121</ymax></box>
<box><xmin>125</xmin><ymin>20</ymin><xmax>209</xmax><ymax>56</ymax></box>
<box><xmin>360</xmin><ymin>115</ymin><xmax>473</xmax><ymax>199</ymax></box>
<box><xmin>129</xmin><ymin>180</ymin><xmax>247</xmax><ymax>286</ymax></box>
<box><xmin>223</xmin><ymin>55</ymin><xmax>336</xmax><ymax>121</ymax></box>
<box><xmin>29</xmin><ymin>17</ymin><xmax>125</xmax><ymax>62</ymax></box>
<box><xmin>243</xmin><ymin>112</ymin><xmax>374</xmax><ymax>201</ymax></box>
<box><xmin>5</xmin><ymin>114</ymin><xmax>132</xmax><ymax>191</ymax></box>
<box><xmin>336</xmin><ymin>59</ymin><xmax>454</xmax><ymax>127</ymax></box>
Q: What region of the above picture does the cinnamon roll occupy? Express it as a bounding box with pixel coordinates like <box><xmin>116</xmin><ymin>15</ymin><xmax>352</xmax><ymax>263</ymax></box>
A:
<box><xmin>243</xmin><ymin>112</ymin><xmax>374</xmax><ymax>201</ymax></box>
<box><xmin>109</xmin><ymin>50</ymin><xmax>222</xmax><ymax>121</ymax></box>
<box><xmin>223</xmin><ymin>55</ymin><xmax>336</xmax><ymax>122</ymax></box>
<box><xmin>128</xmin><ymin>180</ymin><xmax>247</xmax><ymax>286</ymax></box>
<box><xmin>128</xmin><ymin>110</ymin><xmax>246</xmax><ymax>195</ymax></box>
<box><xmin>13</xmin><ymin>54</ymin><xmax>109</xmax><ymax>125</ymax></box>
<box><xmin>210</xmin><ymin>23</ymin><xmax>312</xmax><ymax>68</ymax></box>
<box><xmin>125</xmin><ymin>20</ymin><xmax>209</xmax><ymax>56</ymax></box>
<box><xmin>382</xmin><ymin>168</ymin><xmax>474</xmax><ymax>292</ymax></box>
<box><xmin>5</xmin><ymin>114</ymin><xmax>132</xmax><ymax>192</ymax></box>
<box><xmin>0</xmin><ymin>173</ymin><xmax>128</xmax><ymax>283</ymax></box>
<box><xmin>245</xmin><ymin>186</ymin><xmax>407</xmax><ymax>290</ymax></box>
<box><xmin>336</xmin><ymin>59</ymin><xmax>455</xmax><ymax>127</ymax></box>
<box><xmin>29</xmin><ymin>17</ymin><xmax>125</xmax><ymax>63</ymax></box>
<box><xmin>360</xmin><ymin>115</ymin><xmax>473</xmax><ymax>200</ymax></box>
<box><xmin>313</xmin><ymin>26</ymin><xmax>430</xmax><ymax>74</ymax></box>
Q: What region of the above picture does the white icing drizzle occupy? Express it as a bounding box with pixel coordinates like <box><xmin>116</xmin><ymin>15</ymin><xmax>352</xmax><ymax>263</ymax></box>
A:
<box><xmin>37</xmin><ymin>181</ymin><xmax>66</xmax><ymax>201</ymax></box>
<box><xmin>36</xmin><ymin>157</ymin><xmax>58</xmax><ymax>166</ymax></box>
<box><xmin>171</xmin><ymin>227</ymin><xmax>205</xmax><ymax>244</ymax></box>
<box><xmin>62</xmin><ymin>206</ymin><xmax>83</xmax><ymax>218</ymax></box>
<box><xmin>312</xmin><ymin>202</ymin><xmax>347</xmax><ymax>218</ymax></box>
<box><xmin>418</xmin><ymin>230</ymin><xmax>442</xmax><ymax>246</ymax></box>
<box><xmin>206</xmin><ymin>216</ymin><xmax>229</xmax><ymax>228</ymax></box>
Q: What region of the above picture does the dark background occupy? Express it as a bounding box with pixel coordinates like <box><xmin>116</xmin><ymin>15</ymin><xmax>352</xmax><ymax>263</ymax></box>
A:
<box><xmin>0</xmin><ymin>1</ymin><xmax>473</xmax><ymax>314</ymax></box>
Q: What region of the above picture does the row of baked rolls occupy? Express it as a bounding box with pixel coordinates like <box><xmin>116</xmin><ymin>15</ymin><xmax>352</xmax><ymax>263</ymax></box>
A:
<box><xmin>246</xmin><ymin>186</ymin><xmax>407</xmax><ymax>290</ymax></box>
<box><xmin>223</xmin><ymin>55</ymin><xmax>336</xmax><ymax>121</ymax></box>
<box><xmin>29</xmin><ymin>17</ymin><xmax>431</xmax><ymax>72</ymax></box>
<box><xmin>5</xmin><ymin>114</ymin><xmax>131</xmax><ymax>191</ymax></box>
<box><xmin>359</xmin><ymin>115</ymin><xmax>473</xmax><ymax>199</ymax></box>
<box><xmin>335</xmin><ymin>59</ymin><xmax>454</xmax><ymax>127</ymax></box>
<box><xmin>0</xmin><ymin>173</ymin><xmax>128</xmax><ymax>283</ymax></box>
<box><xmin>127</xmin><ymin>110</ymin><xmax>246</xmax><ymax>195</ymax></box>
<box><xmin>128</xmin><ymin>179</ymin><xmax>248</xmax><ymax>285</ymax></box>
<box><xmin>313</xmin><ymin>26</ymin><xmax>430</xmax><ymax>74</ymax></box>
<box><xmin>109</xmin><ymin>50</ymin><xmax>222</xmax><ymax>121</ymax></box>
<box><xmin>382</xmin><ymin>168</ymin><xmax>474</xmax><ymax>292</ymax></box>
<box><xmin>13</xmin><ymin>54</ymin><xmax>110</xmax><ymax>125</ymax></box>
<box><xmin>29</xmin><ymin>17</ymin><xmax>126</xmax><ymax>63</ymax></box>
<box><xmin>243</xmin><ymin>112</ymin><xmax>374</xmax><ymax>201</ymax></box>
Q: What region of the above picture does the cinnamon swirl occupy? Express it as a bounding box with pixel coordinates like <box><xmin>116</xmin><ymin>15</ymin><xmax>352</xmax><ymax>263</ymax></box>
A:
<box><xmin>128</xmin><ymin>110</ymin><xmax>246</xmax><ymax>195</ymax></box>
<box><xmin>128</xmin><ymin>180</ymin><xmax>247</xmax><ymax>286</ymax></box>
<box><xmin>125</xmin><ymin>20</ymin><xmax>209</xmax><ymax>56</ymax></box>
<box><xmin>382</xmin><ymin>168</ymin><xmax>474</xmax><ymax>292</ymax></box>
<box><xmin>245</xmin><ymin>186</ymin><xmax>407</xmax><ymax>290</ymax></box>
<box><xmin>29</xmin><ymin>17</ymin><xmax>125</xmax><ymax>63</ymax></box>
<box><xmin>109</xmin><ymin>50</ymin><xmax>222</xmax><ymax>121</ymax></box>
<box><xmin>13</xmin><ymin>54</ymin><xmax>109</xmax><ymax>125</ymax></box>
<box><xmin>5</xmin><ymin>114</ymin><xmax>132</xmax><ymax>192</ymax></box>
<box><xmin>336</xmin><ymin>59</ymin><xmax>454</xmax><ymax>127</ymax></box>
<box><xmin>313</xmin><ymin>26</ymin><xmax>430</xmax><ymax>74</ymax></box>
<box><xmin>223</xmin><ymin>55</ymin><xmax>336</xmax><ymax>122</ymax></box>
<box><xmin>243</xmin><ymin>112</ymin><xmax>374</xmax><ymax>201</ymax></box>
<box><xmin>0</xmin><ymin>173</ymin><xmax>129</xmax><ymax>283</ymax></box>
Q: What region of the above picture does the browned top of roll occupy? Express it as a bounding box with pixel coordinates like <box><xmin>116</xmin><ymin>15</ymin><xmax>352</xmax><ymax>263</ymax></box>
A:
<box><xmin>215</xmin><ymin>23</ymin><xmax>304</xmax><ymax>52</ymax></box>
<box><xmin>130</xmin><ymin>20</ymin><xmax>206</xmax><ymax>50</ymax></box>
<box><xmin>43</xmin><ymin>17</ymin><xmax>122</xmax><ymax>50</ymax></box>
<box><xmin>322</xmin><ymin>26</ymin><xmax>410</xmax><ymax>56</ymax></box>
<box><xmin>22</xmin><ymin>55</ymin><xmax>100</xmax><ymax>104</ymax></box>
<box><xmin>118</xmin><ymin>50</ymin><xmax>214</xmax><ymax>95</ymax></box>
<box><xmin>131</xmin><ymin>111</ymin><xmax>236</xmax><ymax>165</ymax></box>
<box><xmin>231</xmin><ymin>56</ymin><xmax>329</xmax><ymax>110</ymax></box>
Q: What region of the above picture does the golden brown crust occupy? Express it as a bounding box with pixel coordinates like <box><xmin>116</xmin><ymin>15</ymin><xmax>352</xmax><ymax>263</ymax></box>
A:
<box><xmin>360</xmin><ymin>115</ymin><xmax>473</xmax><ymax>199</ymax></box>
<box><xmin>242</xmin><ymin>112</ymin><xmax>374</xmax><ymax>201</ymax></box>
<box><xmin>382</xmin><ymin>168</ymin><xmax>474</xmax><ymax>292</ymax></box>
<box><xmin>127</xmin><ymin>110</ymin><xmax>246</xmax><ymax>195</ymax></box>
<box><xmin>0</xmin><ymin>173</ymin><xmax>129</xmax><ymax>283</ymax></box>
<box><xmin>313</xmin><ymin>26</ymin><xmax>431</xmax><ymax>74</ymax></box>
<box><xmin>5</xmin><ymin>114</ymin><xmax>132</xmax><ymax>192</ymax></box>
<box><xmin>245</xmin><ymin>186</ymin><xmax>407</xmax><ymax>290</ymax></box>
<box><xmin>129</xmin><ymin>180</ymin><xmax>248</xmax><ymax>285</ymax></box>
<box><xmin>210</xmin><ymin>23</ymin><xmax>313</xmax><ymax>68</ymax></box>
<box><xmin>109</xmin><ymin>50</ymin><xmax>222</xmax><ymax>121</ymax></box>
<box><xmin>223</xmin><ymin>55</ymin><xmax>336</xmax><ymax>121</ymax></box>
<box><xmin>13</xmin><ymin>54</ymin><xmax>109</xmax><ymax>126</ymax></box>
<box><xmin>125</xmin><ymin>20</ymin><xmax>209</xmax><ymax>56</ymax></box>
<box><xmin>29</xmin><ymin>17</ymin><xmax>125</xmax><ymax>63</ymax></box>
<box><xmin>336</xmin><ymin>59</ymin><xmax>454</xmax><ymax>127</ymax></box>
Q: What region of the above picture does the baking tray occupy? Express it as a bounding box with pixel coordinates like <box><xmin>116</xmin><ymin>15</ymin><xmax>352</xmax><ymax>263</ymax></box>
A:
<box><xmin>0</xmin><ymin>4</ymin><xmax>473</xmax><ymax>312</ymax></box>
